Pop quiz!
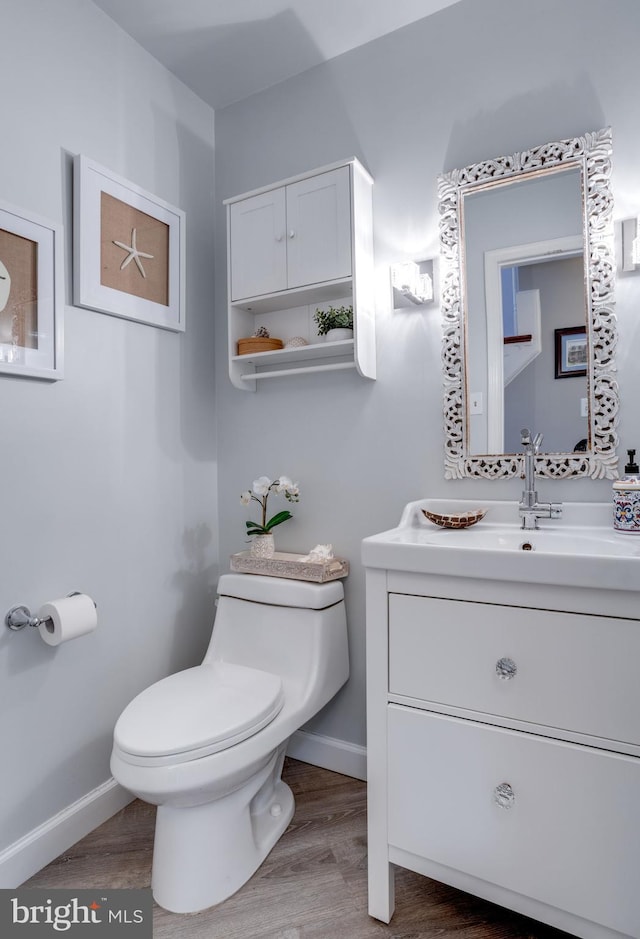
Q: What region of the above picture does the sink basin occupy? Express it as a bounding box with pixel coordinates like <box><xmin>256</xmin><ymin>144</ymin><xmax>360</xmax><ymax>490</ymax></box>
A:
<box><xmin>391</xmin><ymin>526</ymin><xmax>639</xmax><ymax>557</ymax></box>
<box><xmin>362</xmin><ymin>499</ymin><xmax>640</xmax><ymax>590</ymax></box>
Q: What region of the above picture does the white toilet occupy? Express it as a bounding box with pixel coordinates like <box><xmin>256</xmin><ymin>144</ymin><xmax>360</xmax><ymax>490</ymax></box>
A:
<box><xmin>110</xmin><ymin>573</ymin><xmax>349</xmax><ymax>914</ymax></box>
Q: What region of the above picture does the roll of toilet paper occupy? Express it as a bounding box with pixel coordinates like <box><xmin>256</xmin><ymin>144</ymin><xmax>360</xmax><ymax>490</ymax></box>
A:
<box><xmin>37</xmin><ymin>594</ymin><xmax>97</xmax><ymax>646</ymax></box>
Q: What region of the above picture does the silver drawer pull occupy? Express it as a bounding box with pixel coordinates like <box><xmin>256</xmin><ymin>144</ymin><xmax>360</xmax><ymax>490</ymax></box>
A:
<box><xmin>494</xmin><ymin>782</ymin><xmax>515</xmax><ymax>809</ymax></box>
<box><xmin>496</xmin><ymin>656</ymin><xmax>517</xmax><ymax>680</ymax></box>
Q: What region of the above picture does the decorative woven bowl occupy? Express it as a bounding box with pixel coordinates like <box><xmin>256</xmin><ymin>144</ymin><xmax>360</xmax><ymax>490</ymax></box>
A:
<box><xmin>237</xmin><ymin>337</ymin><xmax>284</xmax><ymax>355</ymax></box>
<box><xmin>422</xmin><ymin>507</ymin><xmax>487</xmax><ymax>529</ymax></box>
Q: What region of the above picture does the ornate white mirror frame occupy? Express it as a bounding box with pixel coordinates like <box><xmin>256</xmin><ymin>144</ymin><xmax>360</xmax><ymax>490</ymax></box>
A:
<box><xmin>438</xmin><ymin>127</ymin><xmax>618</xmax><ymax>480</ymax></box>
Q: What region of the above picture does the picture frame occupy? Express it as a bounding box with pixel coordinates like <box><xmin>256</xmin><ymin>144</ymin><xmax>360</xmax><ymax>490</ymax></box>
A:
<box><xmin>0</xmin><ymin>200</ymin><xmax>63</xmax><ymax>380</ymax></box>
<box><xmin>555</xmin><ymin>325</ymin><xmax>588</xmax><ymax>379</ymax></box>
<box><xmin>73</xmin><ymin>155</ymin><xmax>186</xmax><ymax>332</ymax></box>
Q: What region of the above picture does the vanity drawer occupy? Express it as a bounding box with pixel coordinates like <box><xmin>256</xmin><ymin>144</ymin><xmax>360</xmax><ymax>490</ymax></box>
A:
<box><xmin>387</xmin><ymin>705</ymin><xmax>640</xmax><ymax>937</ymax></box>
<box><xmin>388</xmin><ymin>594</ymin><xmax>640</xmax><ymax>746</ymax></box>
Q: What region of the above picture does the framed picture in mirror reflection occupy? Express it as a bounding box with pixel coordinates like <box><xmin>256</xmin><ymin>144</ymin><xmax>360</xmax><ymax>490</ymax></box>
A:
<box><xmin>555</xmin><ymin>326</ymin><xmax>587</xmax><ymax>379</ymax></box>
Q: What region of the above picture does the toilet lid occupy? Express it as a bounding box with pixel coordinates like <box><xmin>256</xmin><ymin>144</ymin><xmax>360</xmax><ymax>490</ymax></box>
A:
<box><xmin>114</xmin><ymin>662</ymin><xmax>284</xmax><ymax>761</ymax></box>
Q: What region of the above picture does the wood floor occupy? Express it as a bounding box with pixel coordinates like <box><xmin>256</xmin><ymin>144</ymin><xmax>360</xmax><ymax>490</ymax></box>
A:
<box><xmin>25</xmin><ymin>759</ymin><xmax>569</xmax><ymax>938</ymax></box>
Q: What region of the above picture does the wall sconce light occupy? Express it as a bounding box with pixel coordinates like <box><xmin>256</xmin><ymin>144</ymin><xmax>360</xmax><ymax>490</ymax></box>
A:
<box><xmin>620</xmin><ymin>217</ymin><xmax>640</xmax><ymax>271</ymax></box>
<box><xmin>391</xmin><ymin>259</ymin><xmax>434</xmax><ymax>306</ymax></box>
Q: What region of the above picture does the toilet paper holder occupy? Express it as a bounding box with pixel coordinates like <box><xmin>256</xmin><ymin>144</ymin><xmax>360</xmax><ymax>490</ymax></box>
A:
<box><xmin>5</xmin><ymin>592</ymin><xmax>94</xmax><ymax>631</ymax></box>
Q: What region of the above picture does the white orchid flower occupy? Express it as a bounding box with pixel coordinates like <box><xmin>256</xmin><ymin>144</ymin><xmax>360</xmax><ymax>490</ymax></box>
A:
<box><xmin>285</xmin><ymin>482</ymin><xmax>300</xmax><ymax>502</ymax></box>
<box><xmin>252</xmin><ymin>476</ymin><xmax>272</xmax><ymax>496</ymax></box>
<box><xmin>241</xmin><ymin>473</ymin><xmax>301</xmax><ymax>538</ymax></box>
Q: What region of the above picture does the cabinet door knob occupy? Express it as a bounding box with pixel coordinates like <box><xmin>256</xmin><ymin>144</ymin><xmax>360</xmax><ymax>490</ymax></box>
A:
<box><xmin>496</xmin><ymin>656</ymin><xmax>517</xmax><ymax>680</ymax></box>
<box><xmin>494</xmin><ymin>782</ymin><xmax>515</xmax><ymax>809</ymax></box>
<box><xmin>275</xmin><ymin>233</ymin><xmax>284</xmax><ymax>242</ymax></box>
<box><xmin>288</xmin><ymin>229</ymin><xmax>296</xmax><ymax>238</ymax></box>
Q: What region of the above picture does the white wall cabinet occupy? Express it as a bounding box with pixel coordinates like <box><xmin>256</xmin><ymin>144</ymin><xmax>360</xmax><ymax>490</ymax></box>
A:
<box><xmin>224</xmin><ymin>158</ymin><xmax>375</xmax><ymax>389</ymax></box>
<box><xmin>364</xmin><ymin>567</ymin><xmax>640</xmax><ymax>939</ymax></box>
<box><xmin>230</xmin><ymin>166</ymin><xmax>351</xmax><ymax>301</ymax></box>
<box><xmin>229</xmin><ymin>186</ymin><xmax>288</xmax><ymax>301</ymax></box>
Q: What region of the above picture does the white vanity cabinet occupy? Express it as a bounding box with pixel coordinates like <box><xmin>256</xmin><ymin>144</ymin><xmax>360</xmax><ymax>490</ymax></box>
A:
<box><xmin>364</xmin><ymin>563</ymin><xmax>640</xmax><ymax>939</ymax></box>
<box><xmin>224</xmin><ymin>158</ymin><xmax>375</xmax><ymax>389</ymax></box>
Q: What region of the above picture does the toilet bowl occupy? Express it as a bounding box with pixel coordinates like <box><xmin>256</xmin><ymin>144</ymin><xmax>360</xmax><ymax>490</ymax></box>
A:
<box><xmin>110</xmin><ymin>573</ymin><xmax>349</xmax><ymax>913</ymax></box>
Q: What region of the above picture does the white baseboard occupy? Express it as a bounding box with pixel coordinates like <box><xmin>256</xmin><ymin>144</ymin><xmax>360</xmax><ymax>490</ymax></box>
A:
<box><xmin>0</xmin><ymin>778</ymin><xmax>134</xmax><ymax>888</ymax></box>
<box><xmin>286</xmin><ymin>730</ymin><xmax>367</xmax><ymax>781</ymax></box>
<box><xmin>0</xmin><ymin>737</ymin><xmax>365</xmax><ymax>889</ymax></box>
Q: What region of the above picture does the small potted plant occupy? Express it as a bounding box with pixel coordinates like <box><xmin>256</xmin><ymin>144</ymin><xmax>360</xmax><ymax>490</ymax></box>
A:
<box><xmin>240</xmin><ymin>475</ymin><xmax>300</xmax><ymax>558</ymax></box>
<box><xmin>313</xmin><ymin>305</ymin><xmax>353</xmax><ymax>343</ymax></box>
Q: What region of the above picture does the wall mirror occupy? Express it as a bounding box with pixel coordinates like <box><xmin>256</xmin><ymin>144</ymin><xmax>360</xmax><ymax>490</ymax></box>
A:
<box><xmin>438</xmin><ymin>127</ymin><xmax>618</xmax><ymax>479</ymax></box>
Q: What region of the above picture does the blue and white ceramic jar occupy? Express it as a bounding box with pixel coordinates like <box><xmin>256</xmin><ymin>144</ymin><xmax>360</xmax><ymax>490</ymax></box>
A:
<box><xmin>613</xmin><ymin>449</ymin><xmax>640</xmax><ymax>533</ymax></box>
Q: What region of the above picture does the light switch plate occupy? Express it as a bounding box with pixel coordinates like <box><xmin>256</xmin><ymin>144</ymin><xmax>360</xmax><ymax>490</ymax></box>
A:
<box><xmin>470</xmin><ymin>392</ymin><xmax>483</xmax><ymax>414</ymax></box>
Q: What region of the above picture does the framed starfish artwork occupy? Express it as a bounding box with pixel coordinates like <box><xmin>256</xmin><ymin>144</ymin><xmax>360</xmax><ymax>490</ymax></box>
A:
<box><xmin>0</xmin><ymin>199</ymin><xmax>64</xmax><ymax>380</ymax></box>
<box><xmin>73</xmin><ymin>156</ymin><xmax>186</xmax><ymax>332</ymax></box>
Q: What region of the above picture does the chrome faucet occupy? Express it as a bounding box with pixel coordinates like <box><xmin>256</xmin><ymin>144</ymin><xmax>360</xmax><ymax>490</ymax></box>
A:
<box><xmin>519</xmin><ymin>429</ymin><xmax>563</xmax><ymax>530</ymax></box>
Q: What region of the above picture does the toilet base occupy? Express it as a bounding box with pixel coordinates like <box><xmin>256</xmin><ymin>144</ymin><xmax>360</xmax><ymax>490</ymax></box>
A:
<box><xmin>150</xmin><ymin>746</ymin><xmax>295</xmax><ymax>913</ymax></box>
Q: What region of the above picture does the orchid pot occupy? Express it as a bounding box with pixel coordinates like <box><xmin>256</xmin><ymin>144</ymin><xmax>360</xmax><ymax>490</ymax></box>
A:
<box><xmin>249</xmin><ymin>533</ymin><xmax>276</xmax><ymax>558</ymax></box>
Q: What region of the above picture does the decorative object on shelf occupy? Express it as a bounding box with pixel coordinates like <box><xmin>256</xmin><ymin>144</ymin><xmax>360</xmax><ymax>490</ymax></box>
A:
<box><xmin>300</xmin><ymin>543</ymin><xmax>334</xmax><ymax>561</ymax></box>
<box><xmin>237</xmin><ymin>326</ymin><xmax>284</xmax><ymax>355</ymax></box>
<box><xmin>313</xmin><ymin>304</ymin><xmax>353</xmax><ymax>342</ymax></box>
<box><xmin>0</xmin><ymin>199</ymin><xmax>64</xmax><ymax>381</ymax></box>
<box><xmin>231</xmin><ymin>550</ymin><xmax>349</xmax><ymax>582</ymax></box>
<box><xmin>73</xmin><ymin>155</ymin><xmax>186</xmax><ymax>332</ymax></box>
<box><xmin>241</xmin><ymin>475</ymin><xmax>300</xmax><ymax>553</ymax></box>
<box><xmin>284</xmin><ymin>336</ymin><xmax>309</xmax><ymax>349</ymax></box>
<box><xmin>421</xmin><ymin>507</ymin><xmax>487</xmax><ymax>529</ymax></box>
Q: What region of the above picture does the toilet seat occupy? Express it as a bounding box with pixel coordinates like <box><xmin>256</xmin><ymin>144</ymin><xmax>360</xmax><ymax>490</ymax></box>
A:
<box><xmin>114</xmin><ymin>662</ymin><xmax>285</xmax><ymax>767</ymax></box>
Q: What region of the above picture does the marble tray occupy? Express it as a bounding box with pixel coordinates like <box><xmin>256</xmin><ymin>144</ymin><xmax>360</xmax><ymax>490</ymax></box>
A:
<box><xmin>230</xmin><ymin>551</ymin><xmax>349</xmax><ymax>582</ymax></box>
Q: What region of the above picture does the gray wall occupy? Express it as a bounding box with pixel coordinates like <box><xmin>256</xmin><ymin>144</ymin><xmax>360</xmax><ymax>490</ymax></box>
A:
<box><xmin>214</xmin><ymin>0</ymin><xmax>640</xmax><ymax>749</ymax></box>
<box><xmin>0</xmin><ymin>0</ymin><xmax>218</xmax><ymax>855</ymax></box>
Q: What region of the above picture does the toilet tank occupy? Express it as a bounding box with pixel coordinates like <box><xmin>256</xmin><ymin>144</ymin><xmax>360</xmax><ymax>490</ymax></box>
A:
<box><xmin>203</xmin><ymin>574</ymin><xmax>348</xmax><ymax>699</ymax></box>
<box><xmin>216</xmin><ymin>573</ymin><xmax>344</xmax><ymax>609</ymax></box>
